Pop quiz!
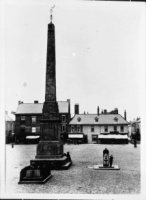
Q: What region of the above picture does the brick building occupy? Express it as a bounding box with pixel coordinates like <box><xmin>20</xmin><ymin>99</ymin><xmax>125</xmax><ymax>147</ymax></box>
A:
<box><xmin>14</xmin><ymin>99</ymin><xmax>71</xmax><ymax>144</ymax></box>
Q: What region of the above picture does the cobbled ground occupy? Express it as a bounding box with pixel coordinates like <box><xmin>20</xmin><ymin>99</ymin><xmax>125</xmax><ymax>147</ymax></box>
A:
<box><xmin>5</xmin><ymin>143</ymin><xmax>140</xmax><ymax>194</ymax></box>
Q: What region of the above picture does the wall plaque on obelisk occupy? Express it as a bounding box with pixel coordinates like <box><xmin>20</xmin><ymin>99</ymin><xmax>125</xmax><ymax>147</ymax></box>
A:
<box><xmin>18</xmin><ymin>7</ymin><xmax>72</xmax><ymax>184</ymax></box>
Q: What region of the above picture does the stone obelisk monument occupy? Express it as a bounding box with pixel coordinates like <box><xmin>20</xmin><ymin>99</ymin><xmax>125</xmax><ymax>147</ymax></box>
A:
<box><xmin>36</xmin><ymin>9</ymin><xmax>63</xmax><ymax>159</ymax></box>
<box><xmin>19</xmin><ymin>8</ymin><xmax>72</xmax><ymax>184</ymax></box>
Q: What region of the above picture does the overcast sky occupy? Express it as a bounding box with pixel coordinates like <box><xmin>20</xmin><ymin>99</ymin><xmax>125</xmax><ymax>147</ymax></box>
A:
<box><xmin>4</xmin><ymin>0</ymin><xmax>145</xmax><ymax>121</ymax></box>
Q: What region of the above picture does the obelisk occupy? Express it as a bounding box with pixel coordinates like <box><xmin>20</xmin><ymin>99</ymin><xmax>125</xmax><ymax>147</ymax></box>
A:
<box><xmin>36</xmin><ymin>10</ymin><xmax>63</xmax><ymax>159</ymax></box>
<box><xmin>19</xmin><ymin>8</ymin><xmax>72</xmax><ymax>184</ymax></box>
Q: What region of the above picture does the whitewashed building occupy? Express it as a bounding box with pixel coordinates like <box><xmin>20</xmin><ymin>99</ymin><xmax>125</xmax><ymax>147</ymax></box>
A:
<box><xmin>69</xmin><ymin>112</ymin><xmax>129</xmax><ymax>144</ymax></box>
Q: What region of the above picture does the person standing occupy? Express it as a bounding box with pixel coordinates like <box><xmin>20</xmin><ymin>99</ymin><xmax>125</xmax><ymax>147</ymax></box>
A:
<box><xmin>133</xmin><ymin>132</ymin><xmax>137</xmax><ymax>148</ymax></box>
<box><xmin>109</xmin><ymin>155</ymin><xmax>113</xmax><ymax>167</ymax></box>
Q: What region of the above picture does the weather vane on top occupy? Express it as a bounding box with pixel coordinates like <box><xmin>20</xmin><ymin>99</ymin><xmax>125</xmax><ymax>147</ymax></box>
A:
<box><xmin>50</xmin><ymin>5</ymin><xmax>55</xmax><ymax>23</ymax></box>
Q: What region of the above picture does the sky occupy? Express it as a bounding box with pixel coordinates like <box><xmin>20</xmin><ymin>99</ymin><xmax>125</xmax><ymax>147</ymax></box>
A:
<box><xmin>3</xmin><ymin>0</ymin><xmax>145</xmax><ymax>121</ymax></box>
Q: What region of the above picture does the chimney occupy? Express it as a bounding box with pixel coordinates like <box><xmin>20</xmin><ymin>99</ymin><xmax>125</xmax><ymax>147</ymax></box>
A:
<box><xmin>18</xmin><ymin>101</ymin><xmax>23</xmax><ymax>105</ymax></box>
<box><xmin>124</xmin><ymin>110</ymin><xmax>127</xmax><ymax>120</ymax></box>
<box><xmin>67</xmin><ymin>99</ymin><xmax>70</xmax><ymax>114</ymax></box>
<box><xmin>115</xmin><ymin>108</ymin><xmax>118</xmax><ymax>114</ymax></box>
<box><xmin>74</xmin><ymin>104</ymin><xmax>79</xmax><ymax>115</ymax></box>
<box><xmin>34</xmin><ymin>100</ymin><xmax>39</xmax><ymax>104</ymax></box>
<box><xmin>97</xmin><ymin>106</ymin><xmax>100</xmax><ymax>116</ymax></box>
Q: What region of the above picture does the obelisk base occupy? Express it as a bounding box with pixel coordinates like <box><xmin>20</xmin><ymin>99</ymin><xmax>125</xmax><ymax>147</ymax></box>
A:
<box><xmin>30</xmin><ymin>156</ymin><xmax>72</xmax><ymax>170</ymax></box>
<box><xmin>18</xmin><ymin>141</ymin><xmax>72</xmax><ymax>184</ymax></box>
<box><xmin>18</xmin><ymin>161</ymin><xmax>52</xmax><ymax>184</ymax></box>
<box><xmin>36</xmin><ymin>141</ymin><xmax>64</xmax><ymax>159</ymax></box>
<box><xmin>34</xmin><ymin>140</ymin><xmax>72</xmax><ymax>170</ymax></box>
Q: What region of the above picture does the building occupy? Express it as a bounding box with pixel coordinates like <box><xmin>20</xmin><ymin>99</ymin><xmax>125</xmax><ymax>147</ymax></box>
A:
<box><xmin>5</xmin><ymin>111</ymin><xmax>14</xmax><ymax>143</ymax></box>
<box><xmin>14</xmin><ymin>99</ymin><xmax>71</xmax><ymax>144</ymax></box>
<box><xmin>69</xmin><ymin>107</ymin><xmax>129</xmax><ymax>144</ymax></box>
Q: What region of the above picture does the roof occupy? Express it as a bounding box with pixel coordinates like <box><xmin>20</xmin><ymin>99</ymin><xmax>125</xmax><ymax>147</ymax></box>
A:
<box><xmin>69</xmin><ymin>114</ymin><xmax>129</xmax><ymax>125</ymax></box>
<box><xmin>58</xmin><ymin>101</ymin><xmax>69</xmax><ymax>113</ymax></box>
<box><xmin>15</xmin><ymin>101</ymin><xmax>69</xmax><ymax>114</ymax></box>
<box><xmin>16</xmin><ymin>103</ymin><xmax>43</xmax><ymax>114</ymax></box>
<box><xmin>98</xmin><ymin>134</ymin><xmax>128</xmax><ymax>139</ymax></box>
<box><xmin>5</xmin><ymin>113</ymin><xmax>14</xmax><ymax>121</ymax></box>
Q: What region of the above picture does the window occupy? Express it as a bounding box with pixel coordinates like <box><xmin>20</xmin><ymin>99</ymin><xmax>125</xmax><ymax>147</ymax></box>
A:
<box><xmin>32</xmin><ymin>116</ymin><xmax>36</xmax><ymax>124</ymax></box>
<box><xmin>95</xmin><ymin>117</ymin><xmax>98</xmax><ymax>122</ymax></box>
<box><xmin>71</xmin><ymin>126</ymin><xmax>74</xmax><ymax>133</ymax></box>
<box><xmin>77</xmin><ymin>117</ymin><xmax>81</xmax><ymax>122</ymax></box>
<box><xmin>20</xmin><ymin>127</ymin><xmax>25</xmax><ymax>133</ymax></box>
<box><xmin>36</xmin><ymin>127</ymin><xmax>40</xmax><ymax>133</ymax></box>
<box><xmin>114</xmin><ymin>117</ymin><xmax>118</xmax><ymax>122</ymax></box>
<box><xmin>91</xmin><ymin>126</ymin><xmax>94</xmax><ymax>132</ymax></box>
<box><xmin>21</xmin><ymin>116</ymin><xmax>26</xmax><ymax>121</ymax></box>
<box><xmin>32</xmin><ymin>127</ymin><xmax>36</xmax><ymax>133</ymax></box>
<box><xmin>77</xmin><ymin>126</ymin><xmax>81</xmax><ymax>132</ymax></box>
<box><xmin>92</xmin><ymin>135</ymin><xmax>98</xmax><ymax>142</ymax></box>
<box><xmin>104</xmin><ymin>126</ymin><xmax>108</xmax><ymax>132</ymax></box>
<box><xmin>62</xmin><ymin>115</ymin><xmax>66</xmax><ymax>122</ymax></box>
<box><xmin>121</xmin><ymin>126</ymin><xmax>124</xmax><ymax>132</ymax></box>
<box><xmin>114</xmin><ymin>126</ymin><xmax>117</xmax><ymax>131</ymax></box>
<box><xmin>62</xmin><ymin>125</ymin><xmax>66</xmax><ymax>132</ymax></box>
<box><xmin>74</xmin><ymin>126</ymin><xmax>77</xmax><ymax>132</ymax></box>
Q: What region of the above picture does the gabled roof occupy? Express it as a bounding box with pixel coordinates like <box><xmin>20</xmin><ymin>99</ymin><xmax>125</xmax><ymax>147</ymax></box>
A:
<box><xmin>15</xmin><ymin>101</ymin><xmax>69</xmax><ymax>114</ymax></box>
<box><xmin>69</xmin><ymin>114</ymin><xmax>129</xmax><ymax>125</ymax></box>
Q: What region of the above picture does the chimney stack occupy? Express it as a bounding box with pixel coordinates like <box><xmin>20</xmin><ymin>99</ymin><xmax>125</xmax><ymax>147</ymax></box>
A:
<box><xmin>115</xmin><ymin>108</ymin><xmax>118</xmax><ymax>114</ymax></box>
<box><xmin>74</xmin><ymin>104</ymin><xmax>79</xmax><ymax>115</ymax></box>
<box><xmin>67</xmin><ymin>99</ymin><xmax>71</xmax><ymax>114</ymax></box>
<box><xmin>97</xmin><ymin>106</ymin><xmax>100</xmax><ymax>116</ymax></box>
<box><xmin>18</xmin><ymin>101</ymin><xmax>23</xmax><ymax>105</ymax></box>
<box><xmin>124</xmin><ymin>110</ymin><xmax>127</xmax><ymax>120</ymax></box>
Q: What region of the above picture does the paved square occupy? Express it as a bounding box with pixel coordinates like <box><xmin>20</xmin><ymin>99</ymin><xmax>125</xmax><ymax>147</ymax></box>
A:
<box><xmin>5</xmin><ymin>143</ymin><xmax>140</xmax><ymax>194</ymax></box>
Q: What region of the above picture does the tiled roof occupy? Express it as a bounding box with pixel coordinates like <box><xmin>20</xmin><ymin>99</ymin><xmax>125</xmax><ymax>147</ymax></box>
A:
<box><xmin>15</xmin><ymin>101</ymin><xmax>69</xmax><ymax>114</ymax></box>
<box><xmin>69</xmin><ymin>114</ymin><xmax>129</xmax><ymax>125</ymax></box>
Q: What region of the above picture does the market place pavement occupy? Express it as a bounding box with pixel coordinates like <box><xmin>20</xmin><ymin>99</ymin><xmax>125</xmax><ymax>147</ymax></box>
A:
<box><xmin>5</xmin><ymin>143</ymin><xmax>140</xmax><ymax>194</ymax></box>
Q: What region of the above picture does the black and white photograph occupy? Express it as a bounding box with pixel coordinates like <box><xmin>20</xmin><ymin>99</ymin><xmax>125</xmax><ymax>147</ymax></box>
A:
<box><xmin>0</xmin><ymin>0</ymin><xmax>146</xmax><ymax>199</ymax></box>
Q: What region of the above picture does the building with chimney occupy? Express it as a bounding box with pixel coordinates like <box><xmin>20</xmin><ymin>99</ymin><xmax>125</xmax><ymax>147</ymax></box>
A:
<box><xmin>69</xmin><ymin>106</ymin><xmax>129</xmax><ymax>144</ymax></box>
<box><xmin>14</xmin><ymin>100</ymin><xmax>71</xmax><ymax>144</ymax></box>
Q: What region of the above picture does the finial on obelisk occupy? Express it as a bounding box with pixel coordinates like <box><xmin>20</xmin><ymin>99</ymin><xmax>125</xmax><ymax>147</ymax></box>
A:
<box><xmin>50</xmin><ymin>5</ymin><xmax>55</xmax><ymax>23</ymax></box>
